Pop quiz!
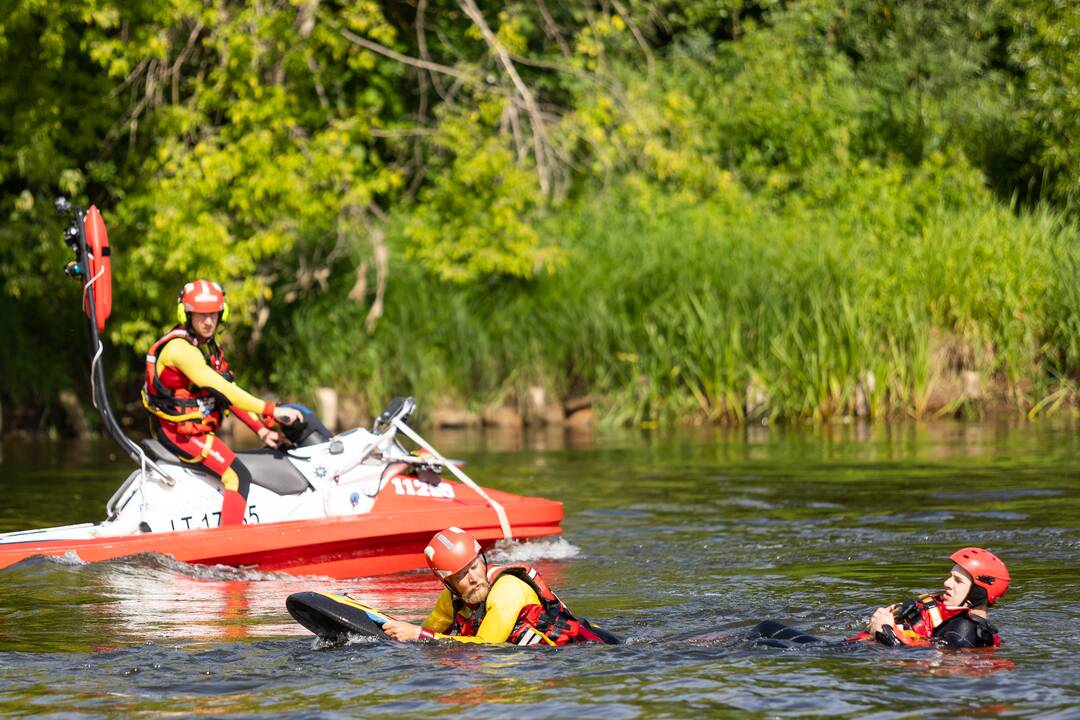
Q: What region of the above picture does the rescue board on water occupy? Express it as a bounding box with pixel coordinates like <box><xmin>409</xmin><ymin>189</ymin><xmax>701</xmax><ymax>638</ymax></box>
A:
<box><xmin>286</xmin><ymin>591</ymin><xmax>393</xmax><ymax>642</ymax></box>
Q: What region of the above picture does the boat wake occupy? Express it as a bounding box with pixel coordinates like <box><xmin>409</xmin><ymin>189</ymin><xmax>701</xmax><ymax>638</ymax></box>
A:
<box><xmin>490</xmin><ymin>537</ymin><xmax>579</xmax><ymax>563</ymax></box>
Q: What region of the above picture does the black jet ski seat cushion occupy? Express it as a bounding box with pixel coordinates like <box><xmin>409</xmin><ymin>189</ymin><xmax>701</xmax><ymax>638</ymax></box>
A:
<box><xmin>140</xmin><ymin>439</ymin><xmax>311</xmax><ymax>496</ymax></box>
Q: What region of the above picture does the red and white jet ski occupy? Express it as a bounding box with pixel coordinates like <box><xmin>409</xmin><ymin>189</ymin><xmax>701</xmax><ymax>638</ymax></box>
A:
<box><xmin>0</xmin><ymin>200</ymin><xmax>562</xmax><ymax>577</ymax></box>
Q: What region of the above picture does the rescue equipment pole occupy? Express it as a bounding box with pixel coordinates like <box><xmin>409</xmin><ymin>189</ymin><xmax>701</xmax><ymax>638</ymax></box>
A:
<box><xmin>58</xmin><ymin>198</ymin><xmax>177</xmax><ymax>506</ymax></box>
<box><xmin>391</xmin><ymin>419</ymin><xmax>513</xmax><ymax>540</ymax></box>
<box><xmin>69</xmin><ymin>204</ymin><xmax>139</xmax><ymax>460</ymax></box>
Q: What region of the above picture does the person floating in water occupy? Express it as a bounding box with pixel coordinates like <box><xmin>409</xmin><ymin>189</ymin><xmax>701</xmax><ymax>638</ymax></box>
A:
<box><xmin>381</xmin><ymin>527</ymin><xmax>620</xmax><ymax>645</ymax></box>
<box><xmin>753</xmin><ymin>547</ymin><xmax>1010</xmax><ymax>650</ymax></box>
<box><xmin>861</xmin><ymin>546</ymin><xmax>1009</xmax><ymax>649</ymax></box>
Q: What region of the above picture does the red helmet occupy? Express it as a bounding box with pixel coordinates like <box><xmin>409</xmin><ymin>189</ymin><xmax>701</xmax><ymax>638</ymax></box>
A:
<box><xmin>951</xmin><ymin>547</ymin><xmax>1010</xmax><ymax>606</ymax></box>
<box><xmin>424</xmin><ymin>527</ymin><xmax>482</xmax><ymax>579</ymax></box>
<box><xmin>177</xmin><ymin>280</ymin><xmax>230</xmax><ymax>324</ymax></box>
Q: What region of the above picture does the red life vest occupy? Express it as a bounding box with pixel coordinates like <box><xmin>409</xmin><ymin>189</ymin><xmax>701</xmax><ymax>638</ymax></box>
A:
<box><xmin>885</xmin><ymin>593</ymin><xmax>964</xmax><ymax>646</ymax></box>
<box><xmin>142</xmin><ymin>327</ymin><xmax>235</xmax><ymax>435</ymax></box>
<box><xmin>854</xmin><ymin>593</ymin><xmax>1001</xmax><ymax>647</ymax></box>
<box><xmin>450</xmin><ymin>564</ymin><xmax>614</xmax><ymax>646</ymax></box>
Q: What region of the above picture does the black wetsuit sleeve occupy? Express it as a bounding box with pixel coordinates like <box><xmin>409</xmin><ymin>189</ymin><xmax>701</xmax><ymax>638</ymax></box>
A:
<box><xmin>932</xmin><ymin>615</ymin><xmax>995</xmax><ymax>649</ymax></box>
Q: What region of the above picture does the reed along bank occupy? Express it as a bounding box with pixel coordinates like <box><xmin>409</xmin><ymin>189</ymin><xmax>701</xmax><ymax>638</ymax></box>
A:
<box><xmin>3</xmin><ymin>1</ymin><xmax>1080</xmax><ymax>432</ymax></box>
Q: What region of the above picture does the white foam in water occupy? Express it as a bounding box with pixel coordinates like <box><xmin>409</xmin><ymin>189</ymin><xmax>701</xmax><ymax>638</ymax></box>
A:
<box><xmin>53</xmin><ymin>550</ymin><xmax>87</xmax><ymax>565</ymax></box>
<box><xmin>489</xmin><ymin>537</ymin><xmax>580</xmax><ymax>563</ymax></box>
<box><xmin>150</xmin><ymin>554</ymin><xmax>334</xmax><ymax>582</ymax></box>
<box><xmin>344</xmin><ymin>633</ymin><xmax>381</xmax><ymax>646</ymax></box>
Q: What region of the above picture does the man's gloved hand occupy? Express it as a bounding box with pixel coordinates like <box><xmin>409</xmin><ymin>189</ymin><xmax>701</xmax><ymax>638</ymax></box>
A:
<box><xmin>257</xmin><ymin>427</ymin><xmax>284</xmax><ymax>448</ymax></box>
<box><xmin>274</xmin><ymin>405</ymin><xmax>303</xmax><ymax>426</ymax></box>
<box><xmin>875</xmin><ymin>624</ymin><xmax>905</xmax><ymax>647</ymax></box>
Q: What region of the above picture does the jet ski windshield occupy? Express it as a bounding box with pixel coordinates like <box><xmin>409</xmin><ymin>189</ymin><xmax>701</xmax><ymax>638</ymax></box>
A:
<box><xmin>278</xmin><ymin>403</ymin><xmax>333</xmax><ymax>447</ymax></box>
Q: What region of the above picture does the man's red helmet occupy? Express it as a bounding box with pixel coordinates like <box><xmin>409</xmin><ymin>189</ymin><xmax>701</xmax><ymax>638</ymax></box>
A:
<box><xmin>424</xmin><ymin>527</ymin><xmax>482</xmax><ymax>579</ymax></box>
<box><xmin>177</xmin><ymin>280</ymin><xmax>229</xmax><ymax>324</ymax></box>
<box><xmin>951</xmin><ymin>547</ymin><xmax>1010</xmax><ymax>606</ymax></box>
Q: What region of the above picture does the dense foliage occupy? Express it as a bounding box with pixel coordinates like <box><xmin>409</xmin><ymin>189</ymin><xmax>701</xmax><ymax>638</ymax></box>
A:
<box><xmin>1</xmin><ymin>0</ymin><xmax>1078</xmax><ymax>431</ymax></box>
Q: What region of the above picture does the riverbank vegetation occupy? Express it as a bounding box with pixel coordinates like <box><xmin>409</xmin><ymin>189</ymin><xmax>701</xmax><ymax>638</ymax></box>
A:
<box><xmin>2</xmin><ymin>0</ymin><xmax>1079</xmax><ymax>433</ymax></box>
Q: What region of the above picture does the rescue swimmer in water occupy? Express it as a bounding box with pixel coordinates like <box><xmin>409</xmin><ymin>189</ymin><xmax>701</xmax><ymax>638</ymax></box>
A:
<box><xmin>288</xmin><ymin>544</ymin><xmax>1008</xmax><ymax>650</ymax></box>
<box><xmin>142</xmin><ymin>280</ymin><xmax>303</xmax><ymax>526</ymax></box>
<box><xmin>379</xmin><ymin>527</ymin><xmax>621</xmax><ymax>645</ymax></box>
<box><xmin>861</xmin><ymin>546</ymin><xmax>1008</xmax><ymax>648</ymax></box>
<box><xmin>752</xmin><ymin>547</ymin><xmax>1010</xmax><ymax>650</ymax></box>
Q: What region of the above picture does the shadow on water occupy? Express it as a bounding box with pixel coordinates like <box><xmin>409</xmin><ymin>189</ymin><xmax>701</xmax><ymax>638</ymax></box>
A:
<box><xmin>1</xmin><ymin>417</ymin><xmax>1079</xmax><ymax>717</ymax></box>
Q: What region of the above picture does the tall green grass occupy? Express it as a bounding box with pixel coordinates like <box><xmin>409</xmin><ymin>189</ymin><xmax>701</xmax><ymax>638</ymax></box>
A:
<box><xmin>271</xmin><ymin>157</ymin><xmax>1080</xmax><ymax>426</ymax></box>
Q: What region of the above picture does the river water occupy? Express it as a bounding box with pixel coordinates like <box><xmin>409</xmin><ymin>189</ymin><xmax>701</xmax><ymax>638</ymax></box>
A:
<box><xmin>1</xmin><ymin>419</ymin><xmax>1078</xmax><ymax>718</ymax></box>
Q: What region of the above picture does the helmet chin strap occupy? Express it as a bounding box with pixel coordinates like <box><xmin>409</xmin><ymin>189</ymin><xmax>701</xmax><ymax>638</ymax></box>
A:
<box><xmin>959</xmin><ymin>587</ymin><xmax>989</xmax><ymax>608</ymax></box>
<box><xmin>960</xmin><ymin>583</ymin><xmax>988</xmax><ymax>609</ymax></box>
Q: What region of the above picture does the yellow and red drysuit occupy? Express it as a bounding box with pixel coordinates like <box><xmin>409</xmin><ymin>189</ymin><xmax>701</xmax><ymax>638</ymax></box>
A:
<box><xmin>142</xmin><ymin>327</ymin><xmax>277</xmax><ymax>526</ymax></box>
<box><xmin>418</xmin><ymin>564</ymin><xmax>619</xmax><ymax>646</ymax></box>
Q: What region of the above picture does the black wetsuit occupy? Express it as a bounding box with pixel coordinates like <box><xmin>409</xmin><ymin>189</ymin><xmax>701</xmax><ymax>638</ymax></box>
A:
<box><xmin>751</xmin><ymin>620</ymin><xmax>833</xmax><ymax>648</ymax></box>
<box><xmin>750</xmin><ymin>615</ymin><xmax>1000</xmax><ymax>650</ymax></box>
<box><xmin>931</xmin><ymin>614</ymin><xmax>998</xmax><ymax>649</ymax></box>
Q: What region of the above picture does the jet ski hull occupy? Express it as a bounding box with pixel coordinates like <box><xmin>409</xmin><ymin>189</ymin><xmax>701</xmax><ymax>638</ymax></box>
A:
<box><xmin>0</xmin><ymin>488</ymin><xmax>562</xmax><ymax>578</ymax></box>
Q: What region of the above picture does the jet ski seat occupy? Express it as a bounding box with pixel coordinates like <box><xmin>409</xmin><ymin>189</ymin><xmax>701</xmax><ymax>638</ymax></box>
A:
<box><xmin>140</xmin><ymin>439</ymin><xmax>312</xmax><ymax>496</ymax></box>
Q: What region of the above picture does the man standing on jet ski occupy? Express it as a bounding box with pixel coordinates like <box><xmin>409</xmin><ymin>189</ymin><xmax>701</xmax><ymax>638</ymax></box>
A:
<box><xmin>382</xmin><ymin>527</ymin><xmax>620</xmax><ymax>645</ymax></box>
<box><xmin>142</xmin><ymin>280</ymin><xmax>302</xmax><ymax>526</ymax></box>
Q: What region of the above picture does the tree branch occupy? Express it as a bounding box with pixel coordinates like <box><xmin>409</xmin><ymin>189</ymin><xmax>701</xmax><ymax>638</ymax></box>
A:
<box><xmin>533</xmin><ymin>0</ymin><xmax>572</xmax><ymax>57</ymax></box>
<box><xmin>369</xmin><ymin>126</ymin><xmax>438</xmax><ymax>137</ymax></box>
<box><xmin>416</xmin><ymin>0</ymin><xmax>449</xmax><ymax>102</ymax></box>
<box><xmin>458</xmin><ymin>0</ymin><xmax>553</xmax><ymax>195</ymax></box>
<box><xmin>609</xmin><ymin>0</ymin><xmax>654</xmax><ymax>78</ymax></box>
<box><xmin>339</xmin><ymin>27</ymin><xmax>476</xmax><ymax>83</ymax></box>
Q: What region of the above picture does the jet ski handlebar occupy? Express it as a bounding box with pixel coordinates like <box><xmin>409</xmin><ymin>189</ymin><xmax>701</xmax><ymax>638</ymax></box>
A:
<box><xmin>372</xmin><ymin>396</ymin><xmax>415</xmax><ymax>434</ymax></box>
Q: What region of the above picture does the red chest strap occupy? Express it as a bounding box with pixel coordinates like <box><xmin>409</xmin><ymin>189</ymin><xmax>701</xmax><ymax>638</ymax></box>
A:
<box><xmin>902</xmin><ymin>593</ymin><xmax>968</xmax><ymax>638</ymax></box>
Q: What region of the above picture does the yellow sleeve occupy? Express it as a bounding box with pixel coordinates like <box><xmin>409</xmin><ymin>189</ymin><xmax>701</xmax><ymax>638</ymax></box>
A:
<box><xmin>421</xmin><ymin>588</ymin><xmax>456</xmax><ymax>634</ymax></box>
<box><xmin>157</xmin><ymin>339</ymin><xmax>268</xmax><ymax>415</ymax></box>
<box><xmin>431</xmin><ymin>576</ymin><xmax>540</xmax><ymax>645</ymax></box>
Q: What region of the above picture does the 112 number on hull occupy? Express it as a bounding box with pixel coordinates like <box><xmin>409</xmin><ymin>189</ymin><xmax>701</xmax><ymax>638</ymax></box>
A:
<box><xmin>390</xmin><ymin>476</ymin><xmax>455</xmax><ymax>499</ymax></box>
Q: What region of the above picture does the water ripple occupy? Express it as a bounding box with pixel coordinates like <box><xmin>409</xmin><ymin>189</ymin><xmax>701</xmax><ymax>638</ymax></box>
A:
<box><xmin>1</xmin><ymin>421</ymin><xmax>1078</xmax><ymax>717</ymax></box>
